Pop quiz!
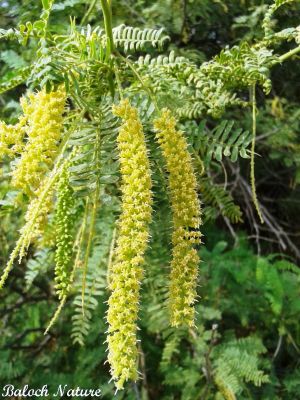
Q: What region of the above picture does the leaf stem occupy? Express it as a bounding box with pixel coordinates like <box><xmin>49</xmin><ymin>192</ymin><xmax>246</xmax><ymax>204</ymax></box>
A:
<box><xmin>81</xmin><ymin>0</ymin><xmax>98</xmax><ymax>26</ymax></box>
<box><xmin>278</xmin><ymin>44</ymin><xmax>300</xmax><ymax>63</ymax></box>
<box><xmin>100</xmin><ymin>0</ymin><xmax>114</xmax><ymax>58</ymax></box>
<box><xmin>81</xmin><ymin>125</ymin><xmax>101</xmax><ymax>315</ymax></box>
<box><xmin>118</xmin><ymin>52</ymin><xmax>159</xmax><ymax>111</ymax></box>
<box><xmin>250</xmin><ymin>84</ymin><xmax>264</xmax><ymax>224</ymax></box>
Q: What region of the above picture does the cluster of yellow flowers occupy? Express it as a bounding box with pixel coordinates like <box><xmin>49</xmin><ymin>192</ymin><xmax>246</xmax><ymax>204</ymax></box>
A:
<box><xmin>1</xmin><ymin>87</ymin><xmax>203</xmax><ymax>389</ymax></box>
<box><xmin>0</xmin><ymin>86</ymin><xmax>67</xmax><ymax>286</ymax></box>
<box><xmin>11</xmin><ymin>86</ymin><xmax>66</xmax><ymax>196</ymax></box>
<box><xmin>154</xmin><ymin>109</ymin><xmax>202</xmax><ymax>327</ymax></box>
<box><xmin>107</xmin><ymin>99</ymin><xmax>152</xmax><ymax>390</ymax></box>
<box><xmin>0</xmin><ymin>113</ymin><xmax>27</xmax><ymax>160</ymax></box>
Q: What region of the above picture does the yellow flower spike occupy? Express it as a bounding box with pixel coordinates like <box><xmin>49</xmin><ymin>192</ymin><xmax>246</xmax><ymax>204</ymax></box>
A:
<box><xmin>11</xmin><ymin>86</ymin><xmax>66</xmax><ymax>196</ymax></box>
<box><xmin>153</xmin><ymin>109</ymin><xmax>202</xmax><ymax>328</ymax></box>
<box><xmin>107</xmin><ymin>99</ymin><xmax>152</xmax><ymax>390</ymax></box>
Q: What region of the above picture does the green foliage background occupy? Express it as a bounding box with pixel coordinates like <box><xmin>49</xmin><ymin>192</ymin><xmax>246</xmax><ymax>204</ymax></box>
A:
<box><xmin>0</xmin><ymin>0</ymin><xmax>300</xmax><ymax>399</ymax></box>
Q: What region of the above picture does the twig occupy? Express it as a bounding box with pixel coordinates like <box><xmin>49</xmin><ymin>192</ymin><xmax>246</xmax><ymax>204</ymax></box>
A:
<box><xmin>273</xmin><ymin>335</ymin><xmax>283</xmax><ymax>360</ymax></box>
<box><xmin>132</xmin><ymin>382</ymin><xmax>141</xmax><ymax>400</ymax></box>
<box><xmin>138</xmin><ymin>342</ymin><xmax>149</xmax><ymax>400</ymax></box>
<box><xmin>201</xmin><ymin>324</ymin><xmax>218</xmax><ymax>400</ymax></box>
<box><xmin>278</xmin><ymin>45</ymin><xmax>300</xmax><ymax>63</ymax></box>
<box><xmin>180</xmin><ymin>0</ymin><xmax>188</xmax><ymax>42</ymax></box>
<box><xmin>81</xmin><ymin>0</ymin><xmax>98</xmax><ymax>26</ymax></box>
<box><xmin>250</xmin><ymin>84</ymin><xmax>264</xmax><ymax>224</ymax></box>
<box><xmin>230</xmin><ymin>164</ymin><xmax>300</xmax><ymax>259</ymax></box>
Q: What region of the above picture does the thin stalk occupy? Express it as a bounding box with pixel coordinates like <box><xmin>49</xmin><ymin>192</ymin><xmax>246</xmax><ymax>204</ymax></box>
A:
<box><xmin>81</xmin><ymin>0</ymin><xmax>97</xmax><ymax>26</ymax></box>
<box><xmin>118</xmin><ymin>52</ymin><xmax>159</xmax><ymax>111</ymax></box>
<box><xmin>44</xmin><ymin>296</ymin><xmax>66</xmax><ymax>335</ymax></box>
<box><xmin>106</xmin><ymin>227</ymin><xmax>117</xmax><ymax>286</ymax></box>
<box><xmin>74</xmin><ymin>199</ymin><xmax>90</xmax><ymax>271</ymax></box>
<box><xmin>193</xmin><ymin>151</ymin><xmax>205</xmax><ymax>176</ymax></box>
<box><xmin>278</xmin><ymin>44</ymin><xmax>300</xmax><ymax>63</ymax></box>
<box><xmin>81</xmin><ymin>126</ymin><xmax>101</xmax><ymax>315</ymax></box>
<box><xmin>81</xmin><ymin>183</ymin><xmax>100</xmax><ymax>315</ymax></box>
<box><xmin>114</xmin><ymin>62</ymin><xmax>124</xmax><ymax>99</ymax></box>
<box><xmin>250</xmin><ymin>84</ymin><xmax>264</xmax><ymax>224</ymax></box>
<box><xmin>100</xmin><ymin>0</ymin><xmax>114</xmax><ymax>58</ymax></box>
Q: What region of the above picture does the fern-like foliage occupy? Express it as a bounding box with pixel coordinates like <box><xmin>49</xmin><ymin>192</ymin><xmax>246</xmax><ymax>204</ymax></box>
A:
<box><xmin>262</xmin><ymin>0</ymin><xmax>295</xmax><ymax>37</ymax></box>
<box><xmin>198</xmin><ymin>43</ymin><xmax>276</xmax><ymax>95</ymax></box>
<box><xmin>265</xmin><ymin>25</ymin><xmax>300</xmax><ymax>46</ymax></box>
<box><xmin>71</xmin><ymin>200</ymin><xmax>117</xmax><ymax>345</ymax></box>
<box><xmin>275</xmin><ymin>258</ymin><xmax>300</xmax><ymax>275</ymax></box>
<box><xmin>136</xmin><ymin>32</ymin><xmax>282</xmax><ymax>118</ymax></box>
<box><xmin>256</xmin><ymin>257</ymin><xmax>284</xmax><ymax>315</ymax></box>
<box><xmin>0</xmin><ymin>350</ymin><xmax>25</xmax><ymax>380</ymax></box>
<box><xmin>126</xmin><ymin>93</ymin><xmax>156</xmax><ymax>123</ymax></box>
<box><xmin>71</xmin><ymin>257</ymin><xmax>107</xmax><ymax>346</ymax></box>
<box><xmin>138</xmin><ymin>50</ymin><xmax>187</xmax><ymax>67</ymax></box>
<box><xmin>284</xmin><ymin>369</ymin><xmax>300</xmax><ymax>398</ymax></box>
<box><xmin>25</xmin><ymin>249</ymin><xmax>54</xmax><ymax>290</ymax></box>
<box><xmin>0</xmin><ymin>0</ymin><xmax>53</xmax><ymax>45</ymax></box>
<box><xmin>160</xmin><ymin>330</ymin><xmax>185</xmax><ymax>372</ymax></box>
<box><xmin>0</xmin><ymin>66</ymin><xmax>31</xmax><ymax>95</ymax></box>
<box><xmin>0</xmin><ymin>24</ymin><xmax>34</xmax><ymax>45</ymax></box>
<box><xmin>69</xmin><ymin>104</ymin><xmax>118</xmax><ymax>197</ymax></box>
<box><xmin>113</xmin><ymin>25</ymin><xmax>169</xmax><ymax>52</ymax></box>
<box><xmin>136</xmin><ymin>51</ymin><xmax>247</xmax><ymax>118</ymax></box>
<box><xmin>213</xmin><ymin>336</ymin><xmax>269</xmax><ymax>396</ymax></box>
<box><xmin>199</xmin><ymin>177</ymin><xmax>243</xmax><ymax>223</ymax></box>
<box><xmin>176</xmin><ymin>101</ymin><xmax>206</xmax><ymax>120</ymax></box>
<box><xmin>71</xmin><ymin>24</ymin><xmax>169</xmax><ymax>54</ymax></box>
<box><xmin>188</xmin><ymin>119</ymin><xmax>252</xmax><ymax>162</ymax></box>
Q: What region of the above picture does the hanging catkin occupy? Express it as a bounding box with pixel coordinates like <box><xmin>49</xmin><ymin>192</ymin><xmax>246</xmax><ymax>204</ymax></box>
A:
<box><xmin>54</xmin><ymin>162</ymin><xmax>76</xmax><ymax>300</ymax></box>
<box><xmin>107</xmin><ymin>99</ymin><xmax>152</xmax><ymax>390</ymax></box>
<box><xmin>153</xmin><ymin>109</ymin><xmax>202</xmax><ymax>328</ymax></box>
<box><xmin>44</xmin><ymin>162</ymin><xmax>76</xmax><ymax>334</ymax></box>
<box><xmin>12</xmin><ymin>86</ymin><xmax>66</xmax><ymax>196</ymax></box>
<box><xmin>0</xmin><ymin>87</ymin><xmax>67</xmax><ymax>289</ymax></box>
